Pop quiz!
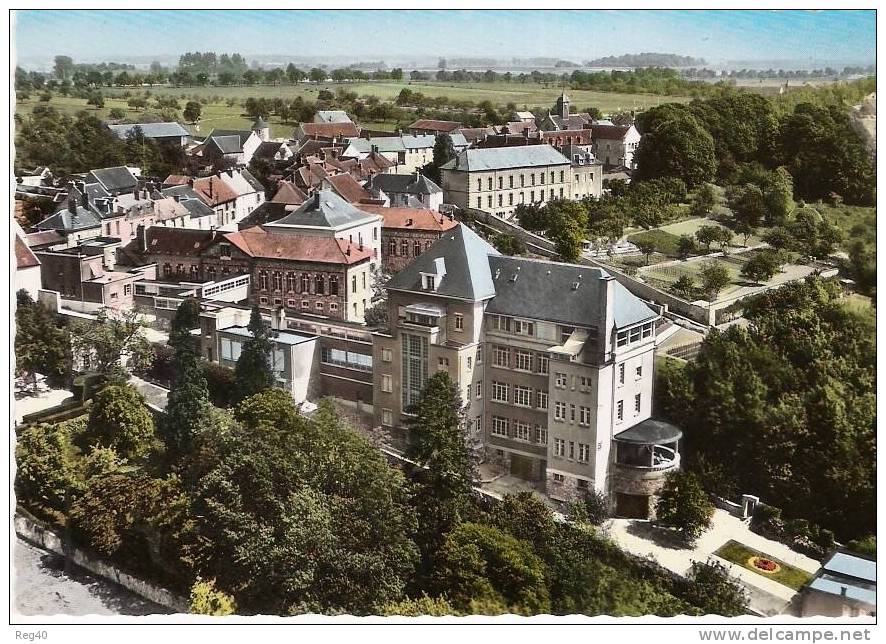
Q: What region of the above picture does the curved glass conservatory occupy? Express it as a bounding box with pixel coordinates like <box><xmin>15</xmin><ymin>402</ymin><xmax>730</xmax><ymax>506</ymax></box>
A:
<box><xmin>611</xmin><ymin>418</ymin><xmax>682</xmax><ymax>519</ymax></box>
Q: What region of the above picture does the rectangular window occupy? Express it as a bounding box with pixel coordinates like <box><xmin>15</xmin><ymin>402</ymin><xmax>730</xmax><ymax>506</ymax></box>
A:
<box><xmin>515</xmin><ymin>350</ymin><xmax>532</xmax><ymax>372</ymax></box>
<box><xmin>635</xmin><ymin>393</ymin><xmax>641</xmax><ymax>414</ymax></box>
<box><xmin>402</xmin><ymin>333</ymin><xmax>429</xmax><ymax>409</ymax></box>
<box><xmin>570</xmin><ymin>404</ymin><xmax>576</xmax><ymax>422</ymax></box>
<box><xmin>642</xmin><ymin>323</ymin><xmax>654</xmax><ymax>339</ymax></box>
<box><xmin>514</xmin><ymin>421</ymin><xmax>531</xmax><ymax>442</ymax></box>
<box><xmin>514</xmin><ymin>319</ymin><xmax>534</xmax><ymax>336</ymax></box>
<box><xmin>477</xmin><ymin>346</ymin><xmax>483</xmax><ymax>364</ymax></box>
<box><xmin>382</xmin><ymin>348</ymin><xmax>393</xmax><ymax>362</ymax></box>
<box><xmin>617</xmin><ymin>400</ymin><xmax>624</xmax><ymax>422</ymax></box>
<box><xmin>475</xmin><ymin>415</ymin><xmax>482</xmax><ymax>434</ymax></box>
<box><xmin>636</xmin><ymin>365</ymin><xmax>643</xmax><ymax>380</ymax></box>
<box><xmin>123</xmin><ymin>284</ymin><xmax>132</xmax><ymax>296</ymax></box>
<box><xmin>467</xmin><ymin>356</ymin><xmax>472</xmax><ymax>370</ymax></box>
<box><xmin>537</xmin><ymin>354</ymin><xmax>549</xmax><ymax>375</ymax></box>
<box><xmin>454</xmin><ymin>313</ymin><xmax>464</xmax><ymax>330</ymax></box>
<box><xmin>536</xmin><ymin>390</ymin><xmax>548</xmax><ymax>410</ymax></box>
<box><xmin>617</xmin><ymin>330</ymin><xmax>629</xmax><ymax>347</ymax></box>
<box><xmin>494</xmin><ymin>345</ymin><xmax>509</xmax><ymax>367</ymax></box>
<box><xmin>514</xmin><ymin>385</ymin><xmax>532</xmax><ymax>407</ymax></box>
<box><xmin>630</xmin><ymin>326</ymin><xmax>642</xmax><ymax>343</ymax></box>
<box><xmin>381</xmin><ymin>374</ymin><xmax>393</xmax><ymax>393</ymax></box>
<box><xmin>555</xmin><ymin>372</ymin><xmax>567</xmax><ymax>388</ymax></box>
<box><xmin>569</xmin><ymin>441</ymin><xmax>575</xmax><ymax>460</ymax></box>
<box><xmin>492</xmin><ymin>416</ymin><xmax>509</xmax><ymax>437</ymax></box>
<box><xmin>579</xmin><ymin>406</ymin><xmax>591</xmax><ymax>426</ymax></box>
<box><xmin>554</xmin><ymin>401</ymin><xmax>566</xmax><ymax>420</ymax></box>
<box><xmin>554</xmin><ymin>438</ymin><xmax>565</xmax><ymax>457</ymax></box>
<box><xmin>553</xmin><ymin>473</ymin><xmax>565</xmax><ymax>483</ymax></box>
<box><xmin>382</xmin><ymin>409</ymin><xmax>393</xmax><ymax>426</ymax></box>
<box><xmin>578</xmin><ymin>443</ymin><xmax>590</xmax><ymax>463</ymax></box>
<box><xmin>619</xmin><ymin>363</ymin><xmax>625</xmax><ymax>385</ymax></box>
<box><xmin>492</xmin><ymin>381</ymin><xmax>509</xmax><ymax>403</ymax></box>
<box><xmin>535</xmin><ymin>426</ymin><xmax>548</xmax><ymax>445</ymax></box>
<box><xmin>476</xmin><ymin>381</ymin><xmax>483</xmax><ymax>398</ymax></box>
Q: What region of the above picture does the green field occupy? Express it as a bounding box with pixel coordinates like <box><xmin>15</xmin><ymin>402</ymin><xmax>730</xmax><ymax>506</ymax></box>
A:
<box><xmin>16</xmin><ymin>81</ymin><xmax>693</xmax><ymax>141</ymax></box>
<box><xmin>714</xmin><ymin>540</ymin><xmax>814</xmax><ymax>591</ymax></box>
<box><xmin>813</xmin><ymin>202</ymin><xmax>877</xmax><ymax>249</ymax></box>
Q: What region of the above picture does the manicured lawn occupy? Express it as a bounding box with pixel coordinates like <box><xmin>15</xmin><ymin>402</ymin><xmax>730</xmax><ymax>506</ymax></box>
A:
<box><xmin>714</xmin><ymin>540</ymin><xmax>814</xmax><ymax>591</ymax></box>
<box><xmin>627</xmin><ymin>229</ymin><xmax>682</xmax><ymax>258</ymax></box>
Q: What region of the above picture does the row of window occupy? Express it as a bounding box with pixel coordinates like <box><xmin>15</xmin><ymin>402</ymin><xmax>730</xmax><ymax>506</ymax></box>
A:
<box><xmin>552</xmin><ymin>438</ymin><xmax>592</xmax><ymax>463</ymax></box>
<box><xmin>488</xmin><ymin>416</ymin><xmax>547</xmax><ymax>445</ymax></box>
<box><xmin>476</xmin><ymin>188</ymin><xmax>564</xmax><ymax>210</ymax></box>
<box><xmin>553</xmin><ymin>402</ymin><xmax>593</xmax><ymax>426</ymax></box>
<box><xmin>618</xmin><ymin>362</ymin><xmax>643</xmax><ymax>385</ymax></box>
<box><xmin>258</xmin><ymin>271</ymin><xmax>362</xmax><ymax>296</ymax></box>
<box><xmin>616</xmin><ymin>322</ymin><xmax>655</xmax><ymax>348</ymax></box>
<box><xmin>615</xmin><ymin>394</ymin><xmax>643</xmax><ymax>422</ymax></box>
<box><xmin>258</xmin><ymin>296</ymin><xmax>340</xmax><ymax>313</ymax></box>
<box><xmin>320</xmin><ymin>347</ymin><xmax>373</xmax><ymax>372</ymax></box>
<box><xmin>477</xmin><ymin>170</ymin><xmax>566</xmax><ymax>192</ymax></box>
<box><xmin>491</xmin><ymin>345</ymin><xmax>549</xmax><ymax>374</ymax></box>
<box><xmin>488</xmin><ymin>381</ymin><xmax>548</xmax><ymax>410</ymax></box>
<box><xmin>388</xmin><ymin>238</ymin><xmax>433</xmax><ymax>257</ymax></box>
<box><xmin>554</xmin><ymin>372</ymin><xmax>594</xmax><ymax>392</ymax></box>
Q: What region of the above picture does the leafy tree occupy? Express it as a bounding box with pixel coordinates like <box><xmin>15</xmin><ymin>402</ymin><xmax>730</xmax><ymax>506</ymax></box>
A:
<box><xmin>108</xmin><ymin>107</ymin><xmax>126</xmax><ymax>120</ymax></box>
<box><xmin>763</xmin><ymin>226</ymin><xmax>794</xmax><ymax>251</ymax></box>
<box><xmin>690</xmin><ymin>183</ymin><xmax>717</xmax><ymax>218</ymax></box>
<box><xmin>492</xmin><ymin>233</ymin><xmax>527</xmax><ymax>256</ymax></box>
<box><xmin>634</xmin><ymin>106</ymin><xmax>716</xmax><ymax>188</ymax></box>
<box><xmin>127</xmin><ymin>96</ymin><xmax>148</xmax><ymax>111</ymax></box>
<box><xmin>15</xmin><ymin>290</ymin><xmax>71</xmax><ymax>389</ymax></box>
<box><xmin>676</xmin><ymin>235</ymin><xmax>696</xmax><ymax>260</ymax></box>
<box><xmin>86</xmin><ymin>92</ymin><xmax>104</xmax><ymax>109</ymax></box>
<box><xmin>405</xmin><ymin>372</ymin><xmax>476</xmax><ymax>574</ymax></box>
<box><xmin>741</xmin><ymin>250</ymin><xmax>782</xmax><ymax>284</ymax></box>
<box><xmin>695</xmin><ymin>225</ymin><xmax>721</xmax><ymax>253</ymax></box>
<box><xmin>567</xmin><ymin>490</ymin><xmax>610</xmax><ymax>526</ymax></box>
<box><xmin>684</xmin><ymin>561</ymin><xmax>749</xmax><ymax>616</ymax></box>
<box><xmin>193</xmin><ymin>398</ymin><xmax>418</xmax><ymax>614</ymax></box>
<box><xmin>788</xmin><ymin>208</ymin><xmax>843</xmax><ymax>259</ymax></box>
<box><xmin>671</xmin><ymin>275</ymin><xmax>697</xmax><ymax>300</ymax></box>
<box><xmin>727</xmin><ymin>183</ymin><xmax>766</xmax><ymax>229</ymax></box>
<box><xmin>699</xmin><ymin>261</ymin><xmax>731</xmax><ymax>300</ymax></box>
<box><xmin>70</xmin><ymin>308</ymin><xmax>152</xmax><ymax>382</ymax></box>
<box><xmin>847</xmin><ymin>535</ymin><xmax>876</xmax><ymax>557</ymax></box>
<box><xmin>635</xmin><ymin>239</ymin><xmax>656</xmax><ymax>265</ymax></box>
<box><xmin>716</xmin><ymin>227</ymin><xmax>733</xmax><ymax>252</ymax></box>
<box><xmin>655</xmin><ymin>470</ymin><xmax>714</xmax><ymax>545</ymax></box>
<box><xmin>85</xmin><ymin>384</ymin><xmax>156</xmax><ymax>459</ymax></box>
<box><xmin>183</xmin><ymin>100</ymin><xmax>202</xmax><ymax>123</ymax></box>
<box><xmin>432</xmin><ymin>522</ymin><xmax>550</xmax><ymax>615</ymax></box>
<box><xmin>233</xmin><ymin>306</ymin><xmax>276</xmax><ymax>403</ymax></box>
<box><xmin>15</xmin><ymin>419</ymin><xmax>83</xmax><ymax>512</ymax></box>
<box><xmin>381</xmin><ymin>594</ymin><xmax>457</xmax><ymax>616</ymax></box>
<box><xmin>423</xmin><ymin>134</ymin><xmax>456</xmax><ymax>184</ymax></box>
<box><xmin>656</xmin><ymin>279</ymin><xmax>875</xmax><ymax>540</ymax></box>
<box><xmin>543</xmin><ymin>198</ymin><xmax>588</xmax><ymax>263</ymax></box>
<box><xmin>189</xmin><ymin>579</ymin><xmax>237</xmax><ymax>615</ymax></box>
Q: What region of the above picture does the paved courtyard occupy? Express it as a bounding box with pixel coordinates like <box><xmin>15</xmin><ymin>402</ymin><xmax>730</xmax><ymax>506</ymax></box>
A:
<box><xmin>13</xmin><ymin>384</ymin><xmax>74</xmax><ymax>425</ymax></box>
<box><xmin>605</xmin><ymin>509</ymin><xmax>821</xmax><ymax>616</ymax></box>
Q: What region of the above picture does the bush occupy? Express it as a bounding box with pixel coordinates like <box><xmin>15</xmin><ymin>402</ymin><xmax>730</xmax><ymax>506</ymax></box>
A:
<box><xmin>567</xmin><ymin>490</ymin><xmax>610</xmax><ymax>526</ymax></box>
<box><xmin>85</xmin><ymin>384</ymin><xmax>156</xmax><ymax>459</ymax></box>
<box><xmin>202</xmin><ymin>361</ymin><xmax>235</xmax><ymax>408</ymax></box>
<box><xmin>189</xmin><ymin>578</ymin><xmax>237</xmax><ymax>616</ymax></box>
<box><xmin>655</xmin><ymin>470</ymin><xmax>714</xmax><ymax>545</ymax></box>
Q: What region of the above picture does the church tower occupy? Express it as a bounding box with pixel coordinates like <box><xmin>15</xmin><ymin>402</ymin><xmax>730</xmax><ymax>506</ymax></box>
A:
<box><xmin>252</xmin><ymin>115</ymin><xmax>270</xmax><ymax>142</ymax></box>
<box><xmin>555</xmin><ymin>91</ymin><xmax>570</xmax><ymax>119</ymax></box>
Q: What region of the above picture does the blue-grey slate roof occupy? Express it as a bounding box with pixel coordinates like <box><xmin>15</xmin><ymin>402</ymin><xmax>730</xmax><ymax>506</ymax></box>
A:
<box><xmin>220</xmin><ymin>326</ymin><xmax>315</xmax><ymax>346</ymax></box>
<box><xmin>441</xmin><ymin>144</ymin><xmax>570</xmax><ymax>172</ymax></box>
<box><xmin>808</xmin><ymin>574</ymin><xmax>876</xmax><ymax>606</ymax></box>
<box><xmin>265</xmin><ymin>189</ymin><xmax>376</xmax><ymax>230</ymax></box>
<box><xmin>613</xmin><ymin>282</ymin><xmax>659</xmax><ymax>327</ymax></box>
<box><xmin>107</xmin><ymin>122</ymin><xmax>189</xmax><ymax>140</ymax></box>
<box><xmin>37</xmin><ymin>206</ymin><xmax>102</xmax><ymax>233</ymax></box>
<box><xmin>823</xmin><ymin>551</ymin><xmax>876</xmax><ymax>583</ymax></box>
<box><xmin>387</xmin><ymin>223</ymin><xmax>500</xmax><ymax>300</ymax></box>
<box><xmin>614</xmin><ymin>419</ymin><xmax>683</xmax><ymax>445</ymax></box>
<box><xmin>86</xmin><ymin>166</ymin><xmax>139</xmax><ymax>194</ymax></box>
<box><xmin>366</xmin><ymin>172</ymin><xmax>442</xmax><ymax>195</ymax></box>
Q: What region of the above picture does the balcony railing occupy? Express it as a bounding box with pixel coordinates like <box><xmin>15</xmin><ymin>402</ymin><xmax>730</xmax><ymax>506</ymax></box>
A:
<box><xmin>616</xmin><ymin>445</ymin><xmax>679</xmax><ymax>471</ymax></box>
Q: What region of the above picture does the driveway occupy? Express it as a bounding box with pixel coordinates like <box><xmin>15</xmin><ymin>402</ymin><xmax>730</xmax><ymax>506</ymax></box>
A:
<box><xmin>605</xmin><ymin>509</ymin><xmax>821</xmax><ymax>616</ymax></box>
<box><xmin>13</xmin><ymin>538</ymin><xmax>169</xmax><ymax>617</ymax></box>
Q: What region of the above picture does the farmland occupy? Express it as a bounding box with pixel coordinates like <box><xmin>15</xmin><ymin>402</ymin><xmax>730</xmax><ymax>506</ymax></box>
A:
<box><xmin>15</xmin><ymin>80</ymin><xmax>694</xmax><ymax>140</ymax></box>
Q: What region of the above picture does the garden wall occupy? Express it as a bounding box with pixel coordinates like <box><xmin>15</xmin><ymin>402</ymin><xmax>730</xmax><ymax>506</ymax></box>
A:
<box><xmin>14</xmin><ymin>513</ymin><xmax>189</xmax><ymax>613</ymax></box>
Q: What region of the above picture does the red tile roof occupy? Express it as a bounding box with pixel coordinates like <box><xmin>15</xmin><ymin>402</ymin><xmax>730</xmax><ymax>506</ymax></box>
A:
<box><xmin>25</xmin><ymin>230</ymin><xmax>66</xmax><ymax>248</ymax></box>
<box><xmin>326</xmin><ymin>173</ymin><xmax>372</xmax><ymax>204</ymax></box>
<box><xmin>299</xmin><ymin>122</ymin><xmax>360</xmax><ymax>139</ymax></box>
<box><xmin>358</xmin><ymin>205</ymin><xmax>458</xmax><ymax>233</ymax></box>
<box><xmin>592</xmin><ymin>124</ymin><xmax>633</xmax><ymax>140</ymax></box>
<box><xmin>222</xmin><ymin>227</ymin><xmax>372</xmax><ymax>265</ymax></box>
<box><xmin>192</xmin><ymin>176</ymin><xmax>239</xmax><ymax>206</ymax></box>
<box><xmin>15</xmin><ymin>235</ymin><xmax>40</xmax><ymax>269</ymax></box>
<box><xmin>140</xmin><ymin>227</ymin><xmax>217</xmax><ymax>257</ymax></box>
<box><xmin>539</xmin><ymin>129</ymin><xmax>593</xmax><ymax>145</ymax></box>
<box><xmin>272</xmin><ymin>181</ymin><xmax>308</xmax><ymax>205</ymax></box>
<box><xmin>163</xmin><ymin>174</ymin><xmax>190</xmax><ymax>187</ymax></box>
<box><xmin>408</xmin><ymin>119</ymin><xmax>463</xmax><ymax>132</ymax></box>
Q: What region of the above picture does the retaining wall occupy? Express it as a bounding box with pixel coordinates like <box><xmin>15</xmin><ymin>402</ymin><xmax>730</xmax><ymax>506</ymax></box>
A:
<box><xmin>14</xmin><ymin>513</ymin><xmax>189</xmax><ymax>613</ymax></box>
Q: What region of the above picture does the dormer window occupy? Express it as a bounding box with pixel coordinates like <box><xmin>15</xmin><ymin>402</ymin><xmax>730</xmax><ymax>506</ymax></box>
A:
<box><xmin>425</xmin><ymin>275</ymin><xmax>435</xmax><ymax>291</ymax></box>
<box><xmin>220</xmin><ymin>243</ymin><xmax>231</xmax><ymax>259</ymax></box>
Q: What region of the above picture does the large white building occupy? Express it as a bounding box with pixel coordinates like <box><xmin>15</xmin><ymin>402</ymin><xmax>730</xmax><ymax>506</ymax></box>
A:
<box><xmin>373</xmin><ymin>224</ymin><xmax>679</xmax><ymax>518</ymax></box>
<box><xmin>439</xmin><ymin>145</ymin><xmax>602</xmax><ymax>219</ymax></box>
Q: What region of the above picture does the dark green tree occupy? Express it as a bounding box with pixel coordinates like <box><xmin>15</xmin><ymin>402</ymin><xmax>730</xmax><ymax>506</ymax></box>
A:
<box><xmin>634</xmin><ymin>106</ymin><xmax>716</xmax><ymax>188</ymax></box>
<box><xmin>15</xmin><ymin>290</ymin><xmax>71</xmax><ymax>389</ymax></box>
<box><xmin>684</xmin><ymin>560</ymin><xmax>749</xmax><ymax>616</ymax></box>
<box><xmin>699</xmin><ymin>261</ymin><xmax>731</xmax><ymax>300</ymax></box>
<box><xmin>655</xmin><ymin>470</ymin><xmax>714</xmax><ymax>545</ymax></box>
<box><xmin>85</xmin><ymin>384</ymin><xmax>156</xmax><ymax>460</ymax></box>
<box><xmin>233</xmin><ymin>306</ymin><xmax>276</xmax><ymax>403</ymax></box>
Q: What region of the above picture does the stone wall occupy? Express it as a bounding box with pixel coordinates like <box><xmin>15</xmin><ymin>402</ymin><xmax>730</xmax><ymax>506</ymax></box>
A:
<box><xmin>14</xmin><ymin>513</ymin><xmax>189</xmax><ymax>614</ymax></box>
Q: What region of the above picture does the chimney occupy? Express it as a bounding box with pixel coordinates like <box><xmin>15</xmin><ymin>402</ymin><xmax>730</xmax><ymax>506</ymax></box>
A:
<box><xmin>599</xmin><ymin>274</ymin><xmax>615</xmax><ymax>360</ymax></box>
<box><xmin>406</xmin><ymin>218</ymin><xmax>413</xmax><ymax>227</ymax></box>
<box><xmin>208</xmin><ymin>177</ymin><xmax>214</xmax><ymax>198</ymax></box>
<box><xmin>68</xmin><ymin>196</ymin><xmax>77</xmax><ymax>214</ymax></box>
<box><xmin>188</xmin><ymin>178</ymin><xmax>194</xmax><ymax>189</ymax></box>
<box><xmin>136</xmin><ymin>224</ymin><xmax>147</xmax><ymax>253</ymax></box>
<box><xmin>80</xmin><ymin>189</ymin><xmax>88</xmax><ymax>207</ymax></box>
<box><xmin>840</xmin><ymin>587</ymin><xmax>848</xmax><ymax>597</ymax></box>
<box><xmin>133</xmin><ymin>187</ymin><xmax>139</xmax><ymax>199</ymax></box>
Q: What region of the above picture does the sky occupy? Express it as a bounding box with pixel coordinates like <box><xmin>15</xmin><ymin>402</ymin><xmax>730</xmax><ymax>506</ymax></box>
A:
<box><xmin>13</xmin><ymin>9</ymin><xmax>876</xmax><ymax>67</ymax></box>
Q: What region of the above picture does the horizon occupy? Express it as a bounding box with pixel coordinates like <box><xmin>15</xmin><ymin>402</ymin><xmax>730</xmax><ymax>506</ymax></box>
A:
<box><xmin>13</xmin><ymin>9</ymin><xmax>876</xmax><ymax>68</ymax></box>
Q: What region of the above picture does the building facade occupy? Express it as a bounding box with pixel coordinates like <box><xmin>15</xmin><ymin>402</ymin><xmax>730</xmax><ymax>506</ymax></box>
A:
<box><xmin>373</xmin><ymin>223</ymin><xmax>678</xmax><ymax>516</ymax></box>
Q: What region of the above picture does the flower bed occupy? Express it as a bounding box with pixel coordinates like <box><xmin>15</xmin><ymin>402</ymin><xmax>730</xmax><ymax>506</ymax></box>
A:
<box><xmin>714</xmin><ymin>540</ymin><xmax>813</xmax><ymax>591</ymax></box>
<box><xmin>748</xmin><ymin>556</ymin><xmax>781</xmax><ymax>574</ymax></box>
